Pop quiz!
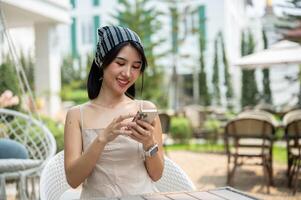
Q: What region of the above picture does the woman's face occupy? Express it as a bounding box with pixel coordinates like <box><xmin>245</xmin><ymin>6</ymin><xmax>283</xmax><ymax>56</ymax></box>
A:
<box><xmin>102</xmin><ymin>44</ymin><xmax>142</xmax><ymax>95</ymax></box>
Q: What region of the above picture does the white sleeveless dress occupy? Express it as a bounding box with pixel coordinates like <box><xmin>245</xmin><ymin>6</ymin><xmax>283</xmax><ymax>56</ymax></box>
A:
<box><xmin>79</xmin><ymin>100</ymin><xmax>158</xmax><ymax>199</ymax></box>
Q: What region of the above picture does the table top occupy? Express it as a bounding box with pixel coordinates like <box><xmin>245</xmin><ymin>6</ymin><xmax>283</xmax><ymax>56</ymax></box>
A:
<box><xmin>84</xmin><ymin>187</ymin><xmax>259</xmax><ymax>200</ymax></box>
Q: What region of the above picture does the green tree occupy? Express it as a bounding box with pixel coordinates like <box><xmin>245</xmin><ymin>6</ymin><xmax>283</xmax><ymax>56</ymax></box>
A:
<box><xmin>61</xmin><ymin>54</ymin><xmax>87</xmax><ymax>90</ymax></box>
<box><xmin>169</xmin><ymin>5</ymin><xmax>181</xmax><ymax>109</ymax></box>
<box><xmin>262</xmin><ymin>30</ymin><xmax>272</xmax><ymax>104</ymax></box>
<box><xmin>114</xmin><ymin>0</ymin><xmax>167</xmax><ymax>108</ymax></box>
<box><xmin>198</xmin><ymin>32</ymin><xmax>211</xmax><ymax>106</ymax></box>
<box><xmin>219</xmin><ymin>32</ymin><xmax>233</xmax><ymax>108</ymax></box>
<box><xmin>240</xmin><ymin>31</ymin><xmax>259</xmax><ymax>108</ymax></box>
<box><xmin>212</xmin><ymin>35</ymin><xmax>221</xmax><ymax>105</ymax></box>
<box><xmin>61</xmin><ymin>55</ymin><xmax>79</xmax><ymax>85</ymax></box>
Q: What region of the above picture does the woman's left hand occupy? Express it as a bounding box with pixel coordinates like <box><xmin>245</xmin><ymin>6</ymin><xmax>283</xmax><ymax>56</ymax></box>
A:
<box><xmin>128</xmin><ymin>119</ymin><xmax>157</xmax><ymax>150</ymax></box>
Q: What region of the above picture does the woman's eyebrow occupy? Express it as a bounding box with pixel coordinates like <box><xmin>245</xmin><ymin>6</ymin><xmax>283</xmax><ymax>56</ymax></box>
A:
<box><xmin>116</xmin><ymin>57</ymin><xmax>142</xmax><ymax>64</ymax></box>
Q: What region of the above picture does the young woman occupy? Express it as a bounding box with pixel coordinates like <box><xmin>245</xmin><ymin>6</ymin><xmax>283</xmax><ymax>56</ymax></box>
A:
<box><xmin>64</xmin><ymin>26</ymin><xmax>164</xmax><ymax>199</ymax></box>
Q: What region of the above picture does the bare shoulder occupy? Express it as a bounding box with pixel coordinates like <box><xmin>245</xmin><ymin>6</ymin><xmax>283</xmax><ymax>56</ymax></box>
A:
<box><xmin>65</xmin><ymin>105</ymin><xmax>82</xmax><ymax>123</ymax></box>
<box><xmin>141</xmin><ymin>100</ymin><xmax>157</xmax><ymax>110</ymax></box>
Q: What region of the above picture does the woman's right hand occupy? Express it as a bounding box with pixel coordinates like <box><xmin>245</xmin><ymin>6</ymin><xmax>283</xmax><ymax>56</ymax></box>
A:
<box><xmin>98</xmin><ymin>113</ymin><xmax>135</xmax><ymax>143</ymax></box>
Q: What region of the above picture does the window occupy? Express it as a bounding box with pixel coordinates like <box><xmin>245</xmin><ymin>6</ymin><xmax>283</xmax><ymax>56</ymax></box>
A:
<box><xmin>92</xmin><ymin>0</ymin><xmax>100</xmax><ymax>6</ymax></box>
<box><xmin>71</xmin><ymin>17</ymin><xmax>78</xmax><ymax>58</ymax></box>
<box><xmin>70</xmin><ymin>0</ymin><xmax>76</xmax><ymax>8</ymax></box>
<box><xmin>93</xmin><ymin>15</ymin><xmax>100</xmax><ymax>45</ymax></box>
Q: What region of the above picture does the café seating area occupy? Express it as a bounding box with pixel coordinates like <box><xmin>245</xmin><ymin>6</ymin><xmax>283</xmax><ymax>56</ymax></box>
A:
<box><xmin>223</xmin><ymin>108</ymin><xmax>301</xmax><ymax>194</ymax></box>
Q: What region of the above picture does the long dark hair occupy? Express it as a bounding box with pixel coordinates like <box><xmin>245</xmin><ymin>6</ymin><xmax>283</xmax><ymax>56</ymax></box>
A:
<box><xmin>87</xmin><ymin>41</ymin><xmax>147</xmax><ymax>100</ymax></box>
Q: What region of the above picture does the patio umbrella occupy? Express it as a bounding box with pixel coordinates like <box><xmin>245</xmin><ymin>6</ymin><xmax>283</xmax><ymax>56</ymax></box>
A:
<box><xmin>234</xmin><ymin>40</ymin><xmax>301</xmax><ymax>69</ymax></box>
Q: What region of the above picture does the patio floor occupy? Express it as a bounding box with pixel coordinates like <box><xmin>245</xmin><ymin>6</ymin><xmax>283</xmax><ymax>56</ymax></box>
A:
<box><xmin>168</xmin><ymin>151</ymin><xmax>301</xmax><ymax>200</ymax></box>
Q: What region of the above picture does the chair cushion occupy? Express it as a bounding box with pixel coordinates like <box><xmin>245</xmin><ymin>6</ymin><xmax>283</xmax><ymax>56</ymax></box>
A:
<box><xmin>0</xmin><ymin>159</ymin><xmax>41</xmax><ymax>173</ymax></box>
<box><xmin>0</xmin><ymin>138</ymin><xmax>28</xmax><ymax>159</ymax></box>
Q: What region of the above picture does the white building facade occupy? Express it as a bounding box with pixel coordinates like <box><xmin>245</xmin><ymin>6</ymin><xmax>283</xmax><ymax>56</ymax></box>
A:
<box><xmin>69</xmin><ymin>0</ymin><xmax>300</xmax><ymax>110</ymax></box>
<box><xmin>69</xmin><ymin>0</ymin><xmax>256</xmax><ymax>110</ymax></box>
<box><xmin>2</xmin><ymin>0</ymin><xmax>294</xmax><ymax>115</ymax></box>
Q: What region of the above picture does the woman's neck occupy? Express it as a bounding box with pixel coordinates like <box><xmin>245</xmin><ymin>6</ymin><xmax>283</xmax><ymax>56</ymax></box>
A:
<box><xmin>91</xmin><ymin>90</ymin><xmax>129</xmax><ymax>108</ymax></box>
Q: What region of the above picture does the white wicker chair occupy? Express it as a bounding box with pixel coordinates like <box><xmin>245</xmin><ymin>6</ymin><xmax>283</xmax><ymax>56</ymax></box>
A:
<box><xmin>40</xmin><ymin>151</ymin><xmax>80</xmax><ymax>200</ymax></box>
<box><xmin>40</xmin><ymin>151</ymin><xmax>195</xmax><ymax>200</ymax></box>
<box><xmin>154</xmin><ymin>156</ymin><xmax>196</xmax><ymax>192</ymax></box>
<box><xmin>0</xmin><ymin>108</ymin><xmax>56</xmax><ymax>200</ymax></box>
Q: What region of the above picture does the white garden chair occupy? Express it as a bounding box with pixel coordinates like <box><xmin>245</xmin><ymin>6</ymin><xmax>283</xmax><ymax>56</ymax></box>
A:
<box><xmin>40</xmin><ymin>151</ymin><xmax>195</xmax><ymax>200</ymax></box>
<box><xmin>0</xmin><ymin>108</ymin><xmax>56</xmax><ymax>200</ymax></box>
<box><xmin>155</xmin><ymin>156</ymin><xmax>196</xmax><ymax>192</ymax></box>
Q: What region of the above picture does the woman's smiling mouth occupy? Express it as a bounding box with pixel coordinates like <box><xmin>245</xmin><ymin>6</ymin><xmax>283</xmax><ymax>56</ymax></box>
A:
<box><xmin>117</xmin><ymin>78</ymin><xmax>130</xmax><ymax>87</ymax></box>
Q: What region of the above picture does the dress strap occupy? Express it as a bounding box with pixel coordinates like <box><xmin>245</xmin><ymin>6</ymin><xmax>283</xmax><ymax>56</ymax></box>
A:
<box><xmin>139</xmin><ymin>100</ymin><xmax>143</xmax><ymax>111</ymax></box>
<box><xmin>79</xmin><ymin>105</ymin><xmax>84</xmax><ymax>131</ymax></box>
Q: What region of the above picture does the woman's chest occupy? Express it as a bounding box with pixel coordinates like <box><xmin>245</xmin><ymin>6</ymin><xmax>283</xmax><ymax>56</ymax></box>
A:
<box><xmin>82</xmin><ymin>129</ymin><xmax>143</xmax><ymax>161</ymax></box>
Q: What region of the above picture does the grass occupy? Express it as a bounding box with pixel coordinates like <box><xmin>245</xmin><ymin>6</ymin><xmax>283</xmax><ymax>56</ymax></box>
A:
<box><xmin>165</xmin><ymin>143</ymin><xmax>225</xmax><ymax>153</ymax></box>
<box><xmin>273</xmin><ymin>146</ymin><xmax>287</xmax><ymax>164</ymax></box>
<box><xmin>165</xmin><ymin>143</ymin><xmax>287</xmax><ymax>165</ymax></box>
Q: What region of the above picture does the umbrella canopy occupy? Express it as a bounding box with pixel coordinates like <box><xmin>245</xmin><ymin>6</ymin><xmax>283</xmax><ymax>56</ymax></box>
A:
<box><xmin>234</xmin><ymin>40</ymin><xmax>301</xmax><ymax>69</ymax></box>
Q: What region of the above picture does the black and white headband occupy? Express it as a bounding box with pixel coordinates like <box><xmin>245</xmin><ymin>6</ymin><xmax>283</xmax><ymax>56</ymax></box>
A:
<box><xmin>95</xmin><ymin>26</ymin><xmax>144</xmax><ymax>68</ymax></box>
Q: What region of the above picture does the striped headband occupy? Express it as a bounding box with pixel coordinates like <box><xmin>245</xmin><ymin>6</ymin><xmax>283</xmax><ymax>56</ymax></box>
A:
<box><xmin>95</xmin><ymin>26</ymin><xmax>144</xmax><ymax>68</ymax></box>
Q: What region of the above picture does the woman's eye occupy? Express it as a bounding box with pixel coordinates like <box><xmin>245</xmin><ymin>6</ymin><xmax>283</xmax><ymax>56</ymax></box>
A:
<box><xmin>117</xmin><ymin>62</ymin><xmax>125</xmax><ymax>66</ymax></box>
<box><xmin>132</xmin><ymin>65</ymin><xmax>141</xmax><ymax>69</ymax></box>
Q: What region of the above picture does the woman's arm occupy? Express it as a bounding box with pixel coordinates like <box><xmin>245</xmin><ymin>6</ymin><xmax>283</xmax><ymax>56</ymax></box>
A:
<box><xmin>143</xmin><ymin>116</ymin><xmax>164</xmax><ymax>181</ymax></box>
<box><xmin>64</xmin><ymin>107</ymin><xmax>107</xmax><ymax>188</ymax></box>
<box><xmin>129</xmin><ymin>102</ymin><xmax>164</xmax><ymax>181</ymax></box>
<box><xmin>64</xmin><ymin>107</ymin><xmax>134</xmax><ymax>188</ymax></box>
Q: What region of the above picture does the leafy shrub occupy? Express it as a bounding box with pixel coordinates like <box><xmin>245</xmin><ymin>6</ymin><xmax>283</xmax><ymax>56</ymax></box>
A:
<box><xmin>40</xmin><ymin>116</ymin><xmax>64</xmax><ymax>152</ymax></box>
<box><xmin>61</xmin><ymin>87</ymin><xmax>88</xmax><ymax>104</ymax></box>
<box><xmin>170</xmin><ymin>116</ymin><xmax>192</xmax><ymax>144</ymax></box>
<box><xmin>203</xmin><ymin>118</ymin><xmax>222</xmax><ymax>144</ymax></box>
<box><xmin>0</xmin><ymin>57</ymin><xmax>20</xmax><ymax>110</ymax></box>
<box><xmin>204</xmin><ymin>119</ymin><xmax>221</xmax><ymax>133</ymax></box>
<box><xmin>19</xmin><ymin>50</ymin><xmax>35</xmax><ymax>91</ymax></box>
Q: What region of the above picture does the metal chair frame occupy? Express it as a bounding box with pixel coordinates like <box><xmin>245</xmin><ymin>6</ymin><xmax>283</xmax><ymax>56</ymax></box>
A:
<box><xmin>283</xmin><ymin>110</ymin><xmax>301</xmax><ymax>194</ymax></box>
<box><xmin>225</xmin><ymin>116</ymin><xmax>275</xmax><ymax>193</ymax></box>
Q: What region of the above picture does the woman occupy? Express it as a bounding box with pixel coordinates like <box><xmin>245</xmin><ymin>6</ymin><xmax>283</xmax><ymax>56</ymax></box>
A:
<box><xmin>64</xmin><ymin>26</ymin><xmax>164</xmax><ymax>199</ymax></box>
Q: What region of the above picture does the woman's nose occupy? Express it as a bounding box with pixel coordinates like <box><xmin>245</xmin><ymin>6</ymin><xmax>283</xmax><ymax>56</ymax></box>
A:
<box><xmin>122</xmin><ymin>65</ymin><xmax>131</xmax><ymax>77</ymax></box>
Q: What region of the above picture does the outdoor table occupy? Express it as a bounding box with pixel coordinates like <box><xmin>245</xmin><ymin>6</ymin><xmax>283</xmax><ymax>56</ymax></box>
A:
<box><xmin>78</xmin><ymin>187</ymin><xmax>259</xmax><ymax>200</ymax></box>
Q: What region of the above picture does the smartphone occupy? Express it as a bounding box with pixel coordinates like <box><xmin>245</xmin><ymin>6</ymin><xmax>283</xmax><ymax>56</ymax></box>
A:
<box><xmin>132</xmin><ymin>109</ymin><xmax>158</xmax><ymax>124</ymax></box>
